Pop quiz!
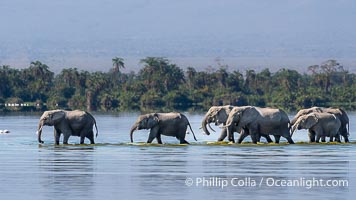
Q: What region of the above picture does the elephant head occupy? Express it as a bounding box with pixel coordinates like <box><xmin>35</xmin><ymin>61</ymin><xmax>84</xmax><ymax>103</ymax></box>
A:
<box><xmin>291</xmin><ymin>113</ymin><xmax>318</xmax><ymax>136</ymax></box>
<box><xmin>201</xmin><ymin>106</ymin><xmax>232</xmax><ymax>135</ymax></box>
<box><xmin>225</xmin><ymin>106</ymin><xmax>251</xmax><ymax>128</ymax></box>
<box><xmin>130</xmin><ymin>113</ymin><xmax>159</xmax><ymax>142</ymax></box>
<box><xmin>338</xmin><ymin>108</ymin><xmax>349</xmax><ymax>137</ymax></box>
<box><xmin>290</xmin><ymin>107</ymin><xmax>323</xmax><ymax>125</ymax></box>
<box><xmin>37</xmin><ymin>110</ymin><xmax>65</xmax><ymax>143</ymax></box>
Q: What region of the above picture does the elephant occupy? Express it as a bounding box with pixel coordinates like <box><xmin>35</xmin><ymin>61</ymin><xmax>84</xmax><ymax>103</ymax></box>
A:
<box><xmin>291</xmin><ymin>107</ymin><xmax>349</xmax><ymax>142</ymax></box>
<box><xmin>37</xmin><ymin>109</ymin><xmax>98</xmax><ymax>145</ymax></box>
<box><xmin>201</xmin><ymin>105</ymin><xmax>273</xmax><ymax>143</ymax></box>
<box><xmin>225</xmin><ymin>106</ymin><xmax>294</xmax><ymax>144</ymax></box>
<box><xmin>291</xmin><ymin>112</ymin><xmax>341</xmax><ymax>143</ymax></box>
<box><xmin>130</xmin><ymin>112</ymin><xmax>197</xmax><ymax>144</ymax></box>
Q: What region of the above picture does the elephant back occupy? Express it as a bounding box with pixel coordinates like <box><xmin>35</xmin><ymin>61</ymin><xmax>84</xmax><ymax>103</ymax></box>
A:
<box><xmin>256</xmin><ymin>107</ymin><xmax>289</xmax><ymax>123</ymax></box>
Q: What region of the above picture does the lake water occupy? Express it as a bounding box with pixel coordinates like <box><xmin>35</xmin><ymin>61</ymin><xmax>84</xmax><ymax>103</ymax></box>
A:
<box><xmin>0</xmin><ymin>112</ymin><xmax>355</xmax><ymax>200</ymax></box>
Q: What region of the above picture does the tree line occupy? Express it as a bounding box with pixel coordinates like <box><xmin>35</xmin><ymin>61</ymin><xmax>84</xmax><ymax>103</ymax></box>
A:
<box><xmin>0</xmin><ymin>57</ymin><xmax>355</xmax><ymax>112</ymax></box>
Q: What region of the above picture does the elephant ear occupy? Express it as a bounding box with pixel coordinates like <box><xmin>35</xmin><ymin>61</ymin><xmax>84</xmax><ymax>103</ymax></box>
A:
<box><xmin>305</xmin><ymin>114</ymin><xmax>318</xmax><ymax>129</ymax></box>
<box><xmin>147</xmin><ymin>113</ymin><xmax>159</xmax><ymax>128</ymax></box>
<box><xmin>51</xmin><ymin>110</ymin><xmax>66</xmax><ymax>123</ymax></box>
<box><xmin>240</xmin><ymin>107</ymin><xmax>257</xmax><ymax>123</ymax></box>
<box><xmin>215</xmin><ymin>107</ymin><xmax>226</xmax><ymax>122</ymax></box>
<box><xmin>153</xmin><ymin>113</ymin><xmax>160</xmax><ymax>122</ymax></box>
<box><xmin>210</xmin><ymin>107</ymin><xmax>221</xmax><ymax>118</ymax></box>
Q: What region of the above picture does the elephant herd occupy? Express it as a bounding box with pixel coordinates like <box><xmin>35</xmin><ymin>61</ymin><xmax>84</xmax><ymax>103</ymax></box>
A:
<box><xmin>36</xmin><ymin>106</ymin><xmax>350</xmax><ymax>145</ymax></box>
<box><xmin>202</xmin><ymin>106</ymin><xmax>349</xmax><ymax>144</ymax></box>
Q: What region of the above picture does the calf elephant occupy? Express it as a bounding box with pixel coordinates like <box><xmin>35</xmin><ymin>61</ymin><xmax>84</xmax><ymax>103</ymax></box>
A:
<box><xmin>37</xmin><ymin>110</ymin><xmax>98</xmax><ymax>145</ymax></box>
<box><xmin>225</xmin><ymin>106</ymin><xmax>294</xmax><ymax>144</ymax></box>
<box><xmin>291</xmin><ymin>112</ymin><xmax>341</xmax><ymax>143</ymax></box>
<box><xmin>291</xmin><ymin>107</ymin><xmax>349</xmax><ymax>142</ymax></box>
<box><xmin>130</xmin><ymin>112</ymin><xmax>197</xmax><ymax>144</ymax></box>
<box><xmin>202</xmin><ymin>105</ymin><xmax>273</xmax><ymax>143</ymax></box>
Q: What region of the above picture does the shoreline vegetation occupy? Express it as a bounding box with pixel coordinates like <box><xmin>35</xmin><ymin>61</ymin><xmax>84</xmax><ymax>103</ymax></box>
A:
<box><xmin>0</xmin><ymin>57</ymin><xmax>355</xmax><ymax>112</ymax></box>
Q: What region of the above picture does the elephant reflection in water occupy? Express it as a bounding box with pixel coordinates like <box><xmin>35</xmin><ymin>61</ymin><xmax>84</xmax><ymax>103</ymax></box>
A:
<box><xmin>38</xmin><ymin>150</ymin><xmax>95</xmax><ymax>198</ymax></box>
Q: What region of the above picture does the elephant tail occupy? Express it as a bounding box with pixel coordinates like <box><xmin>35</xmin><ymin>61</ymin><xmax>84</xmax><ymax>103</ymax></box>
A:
<box><xmin>86</xmin><ymin>111</ymin><xmax>98</xmax><ymax>137</ymax></box>
<box><xmin>187</xmin><ymin>122</ymin><xmax>197</xmax><ymax>141</ymax></box>
<box><xmin>94</xmin><ymin>121</ymin><xmax>98</xmax><ymax>138</ymax></box>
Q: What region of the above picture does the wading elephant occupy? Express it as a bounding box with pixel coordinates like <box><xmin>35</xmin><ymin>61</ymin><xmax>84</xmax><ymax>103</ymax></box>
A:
<box><xmin>291</xmin><ymin>112</ymin><xmax>341</xmax><ymax>143</ymax></box>
<box><xmin>202</xmin><ymin>105</ymin><xmax>273</xmax><ymax>143</ymax></box>
<box><xmin>291</xmin><ymin>107</ymin><xmax>349</xmax><ymax>142</ymax></box>
<box><xmin>37</xmin><ymin>110</ymin><xmax>98</xmax><ymax>145</ymax></box>
<box><xmin>130</xmin><ymin>112</ymin><xmax>197</xmax><ymax>144</ymax></box>
<box><xmin>225</xmin><ymin>106</ymin><xmax>294</xmax><ymax>144</ymax></box>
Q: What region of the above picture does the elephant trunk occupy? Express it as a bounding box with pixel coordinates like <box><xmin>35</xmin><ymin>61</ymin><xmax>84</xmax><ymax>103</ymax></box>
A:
<box><xmin>290</xmin><ymin>116</ymin><xmax>299</xmax><ymax>126</ymax></box>
<box><xmin>226</xmin><ymin>123</ymin><xmax>235</xmax><ymax>142</ymax></box>
<box><xmin>130</xmin><ymin>124</ymin><xmax>138</xmax><ymax>143</ymax></box>
<box><xmin>201</xmin><ymin>115</ymin><xmax>212</xmax><ymax>135</ymax></box>
<box><xmin>290</xmin><ymin>120</ymin><xmax>300</xmax><ymax>137</ymax></box>
<box><xmin>37</xmin><ymin>121</ymin><xmax>44</xmax><ymax>144</ymax></box>
<box><xmin>225</xmin><ymin>117</ymin><xmax>233</xmax><ymax>128</ymax></box>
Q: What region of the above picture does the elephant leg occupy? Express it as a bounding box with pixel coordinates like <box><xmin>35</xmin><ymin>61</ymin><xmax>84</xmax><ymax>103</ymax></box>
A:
<box><xmin>308</xmin><ymin>130</ymin><xmax>316</xmax><ymax>143</ymax></box>
<box><xmin>315</xmin><ymin>135</ymin><xmax>321</xmax><ymax>143</ymax></box>
<box><xmin>63</xmin><ymin>134</ymin><xmax>70</xmax><ymax>144</ymax></box>
<box><xmin>285</xmin><ymin>136</ymin><xmax>294</xmax><ymax>144</ymax></box>
<box><xmin>156</xmin><ymin>134</ymin><xmax>162</xmax><ymax>144</ymax></box>
<box><xmin>147</xmin><ymin>135</ymin><xmax>155</xmax><ymax>143</ymax></box>
<box><xmin>237</xmin><ymin>131</ymin><xmax>249</xmax><ymax>144</ymax></box>
<box><xmin>79</xmin><ymin>129</ymin><xmax>88</xmax><ymax>144</ymax></box>
<box><xmin>180</xmin><ymin>139</ymin><xmax>189</xmax><ymax>144</ymax></box>
<box><xmin>257</xmin><ymin>134</ymin><xmax>262</xmax><ymax>142</ymax></box>
<box><xmin>228</xmin><ymin>132</ymin><xmax>235</xmax><ymax>142</ymax></box>
<box><xmin>264</xmin><ymin>135</ymin><xmax>273</xmax><ymax>143</ymax></box>
<box><xmin>335</xmin><ymin>135</ymin><xmax>341</xmax><ymax>143</ymax></box>
<box><xmin>217</xmin><ymin>129</ymin><xmax>227</xmax><ymax>141</ymax></box>
<box><xmin>309</xmin><ymin>137</ymin><xmax>315</xmax><ymax>143</ymax></box>
<box><xmin>177</xmin><ymin>136</ymin><xmax>189</xmax><ymax>144</ymax></box>
<box><xmin>250</xmin><ymin>132</ymin><xmax>259</xmax><ymax>144</ymax></box>
<box><xmin>227</xmin><ymin>127</ymin><xmax>235</xmax><ymax>143</ymax></box>
<box><xmin>329</xmin><ymin>137</ymin><xmax>334</xmax><ymax>142</ymax></box>
<box><xmin>147</xmin><ymin>127</ymin><xmax>158</xmax><ymax>143</ymax></box>
<box><xmin>321</xmin><ymin>136</ymin><xmax>326</xmax><ymax>143</ymax></box>
<box><xmin>54</xmin><ymin>129</ymin><xmax>60</xmax><ymax>145</ymax></box>
<box><xmin>274</xmin><ymin>135</ymin><xmax>281</xmax><ymax>144</ymax></box>
<box><xmin>86</xmin><ymin>131</ymin><xmax>95</xmax><ymax>144</ymax></box>
<box><xmin>80</xmin><ymin>136</ymin><xmax>85</xmax><ymax>144</ymax></box>
<box><xmin>343</xmin><ymin>135</ymin><xmax>349</xmax><ymax>143</ymax></box>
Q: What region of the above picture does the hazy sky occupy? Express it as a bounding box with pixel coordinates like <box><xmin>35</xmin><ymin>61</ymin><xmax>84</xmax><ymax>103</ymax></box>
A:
<box><xmin>1</xmin><ymin>0</ymin><xmax>356</xmax><ymax>71</ymax></box>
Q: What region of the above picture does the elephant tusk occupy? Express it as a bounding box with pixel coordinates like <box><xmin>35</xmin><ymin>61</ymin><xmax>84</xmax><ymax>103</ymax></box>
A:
<box><xmin>208</xmin><ymin>123</ymin><xmax>216</xmax><ymax>132</ymax></box>
<box><xmin>290</xmin><ymin>125</ymin><xmax>297</xmax><ymax>137</ymax></box>
<box><xmin>36</xmin><ymin>126</ymin><xmax>43</xmax><ymax>135</ymax></box>
<box><xmin>220</xmin><ymin>123</ymin><xmax>230</xmax><ymax>128</ymax></box>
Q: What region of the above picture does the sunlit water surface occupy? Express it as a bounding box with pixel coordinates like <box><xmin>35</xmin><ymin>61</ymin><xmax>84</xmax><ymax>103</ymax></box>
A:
<box><xmin>0</xmin><ymin>112</ymin><xmax>355</xmax><ymax>200</ymax></box>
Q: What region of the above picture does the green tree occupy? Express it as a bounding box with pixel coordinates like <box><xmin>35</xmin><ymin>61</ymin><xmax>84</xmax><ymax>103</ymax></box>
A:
<box><xmin>22</xmin><ymin>61</ymin><xmax>54</xmax><ymax>102</ymax></box>
<box><xmin>111</xmin><ymin>57</ymin><xmax>125</xmax><ymax>73</ymax></box>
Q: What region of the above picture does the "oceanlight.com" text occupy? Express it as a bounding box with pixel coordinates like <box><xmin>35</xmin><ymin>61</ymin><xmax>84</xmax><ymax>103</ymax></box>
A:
<box><xmin>184</xmin><ymin>177</ymin><xmax>348</xmax><ymax>189</ymax></box>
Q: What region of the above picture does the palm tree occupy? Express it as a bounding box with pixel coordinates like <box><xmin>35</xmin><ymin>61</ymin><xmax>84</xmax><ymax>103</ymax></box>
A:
<box><xmin>111</xmin><ymin>57</ymin><xmax>125</xmax><ymax>73</ymax></box>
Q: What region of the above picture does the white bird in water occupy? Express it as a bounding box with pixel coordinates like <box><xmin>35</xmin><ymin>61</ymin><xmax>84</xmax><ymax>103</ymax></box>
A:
<box><xmin>0</xmin><ymin>130</ymin><xmax>10</xmax><ymax>134</ymax></box>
